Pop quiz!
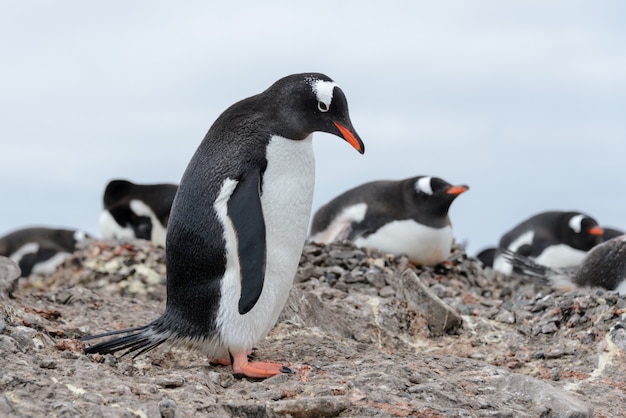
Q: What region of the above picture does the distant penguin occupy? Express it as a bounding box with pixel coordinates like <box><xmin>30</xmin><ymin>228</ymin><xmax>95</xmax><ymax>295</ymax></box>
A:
<box><xmin>309</xmin><ymin>176</ymin><xmax>468</xmax><ymax>265</ymax></box>
<box><xmin>492</xmin><ymin>211</ymin><xmax>604</xmax><ymax>276</ymax></box>
<box><xmin>0</xmin><ymin>227</ymin><xmax>90</xmax><ymax>276</ymax></box>
<box><xmin>99</xmin><ymin>179</ymin><xmax>178</xmax><ymax>247</ymax></box>
<box><xmin>501</xmin><ymin>233</ymin><xmax>626</xmax><ymax>295</ymax></box>
<box><xmin>82</xmin><ymin>73</ymin><xmax>365</xmax><ymax>378</ymax></box>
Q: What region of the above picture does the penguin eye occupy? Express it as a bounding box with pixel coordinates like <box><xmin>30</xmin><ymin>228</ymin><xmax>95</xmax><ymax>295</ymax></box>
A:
<box><xmin>318</xmin><ymin>101</ymin><xmax>329</xmax><ymax>112</ymax></box>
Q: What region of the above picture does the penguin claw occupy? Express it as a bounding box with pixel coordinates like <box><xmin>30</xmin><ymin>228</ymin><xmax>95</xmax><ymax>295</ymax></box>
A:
<box><xmin>280</xmin><ymin>366</ymin><xmax>294</xmax><ymax>374</ymax></box>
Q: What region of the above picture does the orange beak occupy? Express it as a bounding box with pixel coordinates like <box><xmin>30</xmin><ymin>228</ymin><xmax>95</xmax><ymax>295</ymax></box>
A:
<box><xmin>333</xmin><ymin>121</ymin><xmax>365</xmax><ymax>154</ymax></box>
<box><xmin>588</xmin><ymin>226</ymin><xmax>604</xmax><ymax>236</ymax></box>
<box><xmin>446</xmin><ymin>185</ymin><xmax>469</xmax><ymax>195</ymax></box>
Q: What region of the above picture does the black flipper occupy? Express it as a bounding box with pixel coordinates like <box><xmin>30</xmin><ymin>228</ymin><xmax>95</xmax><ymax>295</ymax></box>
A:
<box><xmin>227</xmin><ymin>168</ymin><xmax>267</xmax><ymax>315</ymax></box>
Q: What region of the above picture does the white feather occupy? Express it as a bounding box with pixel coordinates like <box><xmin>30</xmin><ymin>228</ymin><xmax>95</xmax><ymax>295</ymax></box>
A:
<box><xmin>533</xmin><ymin>244</ymin><xmax>587</xmax><ymax>269</ymax></box>
<box><xmin>216</xmin><ymin>134</ymin><xmax>315</xmax><ymax>354</ymax></box>
<box><xmin>99</xmin><ymin>210</ymin><xmax>135</xmax><ymax>241</ymax></box>
<box><xmin>9</xmin><ymin>242</ymin><xmax>39</xmax><ymax>265</ymax></box>
<box><xmin>493</xmin><ymin>230</ymin><xmax>535</xmax><ymax>275</ymax></box>
<box><xmin>354</xmin><ymin>221</ymin><xmax>453</xmax><ymax>266</ymax></box>
<box><xmin>31</xmin><ymin>251</ymin><xmax>70</xmax><ymax>275</ymax></box>
<box><xmin>130</xmin><ymin>199</ymin><xmax>168</xmax><ymax>247</ymax></box>
<box><xmin>309</xmin><ymin>202</ymin><xmax>368</xmax><ymax>244</ymax></box>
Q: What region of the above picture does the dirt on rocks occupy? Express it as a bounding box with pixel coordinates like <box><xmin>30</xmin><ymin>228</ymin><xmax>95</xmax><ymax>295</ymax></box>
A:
<box><xmin>1</xmin><ymin>239</ymin><xmax>625</xmax><ymax>417</ymax></box>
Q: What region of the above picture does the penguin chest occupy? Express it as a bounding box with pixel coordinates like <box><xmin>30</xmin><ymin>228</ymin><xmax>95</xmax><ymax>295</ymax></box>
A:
<box><xmin>354</xmin><ymin>220</ymin><xmax>453</xmax><ymax>266</ymax></box>
<box><xmin>260</xmin><ymin>135</ymin><xmax>316</xmax><ymax>309</ymax></box>
<box><xmin>217</xmin><ymin>135</ymin><xmax>315</xmax><ymax>351</ymax></box>
<box><xmin>533</xmin><ymin>245</ymin><xmax>587</xmax><ymax>269</ymax></box>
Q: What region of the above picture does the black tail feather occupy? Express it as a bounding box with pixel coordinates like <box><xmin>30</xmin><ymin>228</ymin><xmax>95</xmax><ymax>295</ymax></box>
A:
<box><xmin>499</xmin><ymin>249</ymin><xmax>554</xmax><ymax>284</ymax></box>
<box><xmin>81</xmin><ymin>324</ymin><xmax>169</xmax><ymax>358</ymax></box>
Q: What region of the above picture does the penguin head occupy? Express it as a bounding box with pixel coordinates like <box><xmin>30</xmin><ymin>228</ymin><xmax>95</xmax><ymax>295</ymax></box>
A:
<box><xmin>410</xmin><ymin>176</ymin><xmax>469</xmax><ymax>215</ymax></box>
<box><xmin>263</xmin><ymin>73</ymin><xmax>364</xmax><ymax>154</ymax></box>
<box><xmin>563</xmin><ymin>212</ymin><xmax>604</xmax><ymax>250</ymax></box>
<box><xmin>103</xmin><ymin>179</ymin><xmax>135</xmax><ymax>208</ymax></box>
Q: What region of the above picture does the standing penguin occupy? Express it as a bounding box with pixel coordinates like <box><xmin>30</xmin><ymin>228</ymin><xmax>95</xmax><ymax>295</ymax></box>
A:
<box><xmin>309</xmin><ymin>176</ymin><xmax>468</xmax><ymax>265</ymax></box>
<box><xmin>492</xmin><ymin>210</ymin><xmax>603</xmax><ymax>276</ymax></box>
<box><xmin>82</xmin><ymin>73</ymin><xmax>365</xmax><ymax>378</ymax></box>
<box><xmin>99</xmin><ymin>179</ymin><xmax>178</xmax><ymax>247</ymax></box>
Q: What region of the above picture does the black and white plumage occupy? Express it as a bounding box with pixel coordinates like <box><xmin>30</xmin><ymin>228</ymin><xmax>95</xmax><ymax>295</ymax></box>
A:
<box><xmin>501</xmin><ymin>233</ymin><xmax>626</xmax><ymax>294</ymax></box>
<box><xmin>0</xmin><ymin>227</ymin><xmax>89</xmax><ymax>276</ymax></box>
<box><xmin>492</xmin><ymin>211</ymin><xmax>604</xmax><ymax>276</ymax></box>
<box><xmin>475</xmin><ymin>247</ymin><xmax>496</xmax><ymax>268</ymax></box>
<box><xmin>309</xmin><ymin>176</ymin><xmax>468</xmax><ymax>265</ymax></box>
<box><xmin>82</xmin><ymin>73</ymin><xmax>364</xmax><ymax>378</ymax></box>
<box><xmin>99</xmin><ymin>179</ymin><xmax>178</xmax><ymax>247</ymax></box>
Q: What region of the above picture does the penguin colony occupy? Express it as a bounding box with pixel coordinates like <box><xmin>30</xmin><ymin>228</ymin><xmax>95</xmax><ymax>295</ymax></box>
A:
<box><xmin>1</xmin><ymin>72</ymin><xmax>624</xmax><ymax>378</ymax></box>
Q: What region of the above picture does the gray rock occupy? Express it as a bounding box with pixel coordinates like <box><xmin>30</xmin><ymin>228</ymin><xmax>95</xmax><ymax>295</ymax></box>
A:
<box><xmin>0</xmin><ymin>256</ymin><xmax>20</xmax><ymax>297</ymax></box>
<box><xmin>497</xmin><ymin>374</ymin><xmax>592</xmax><ymax>417</ymax></box>
<box><xmin>159</xmin><ymin>396</ymin><xmax>177</xmax><ymax>418</ymax></box>
<box><xmin>400</xmin><ymin>269</ymin><xmax>463</xmax><ymax>336</ymax></box>
<box><xmin>272</xmin><ymin>396</ymin><xmax>351</xmax><ymax>417</ymax></box>
<box><xmin>155</xmin><ymin>375</ymin><xmax>185</xmax><ymax>388</ymax></box>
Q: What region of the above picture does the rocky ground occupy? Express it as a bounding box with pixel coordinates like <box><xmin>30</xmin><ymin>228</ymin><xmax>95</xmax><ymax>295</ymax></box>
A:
<box><xmin>1</xmin><ymin>239</ymin><xmax>625</xmax><ymax>417</ymax></box>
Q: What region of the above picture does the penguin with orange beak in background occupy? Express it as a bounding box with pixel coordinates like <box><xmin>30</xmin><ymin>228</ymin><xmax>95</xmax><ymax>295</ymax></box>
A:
<box><xmin>492</xmin><ymin>210</ymin><xmax>604</xmax><ymax>276</ymax></box>
<box><xmin>310</xmin><ymin>175</ymin><xmax>469</xmax><ymax>266</ymax></box>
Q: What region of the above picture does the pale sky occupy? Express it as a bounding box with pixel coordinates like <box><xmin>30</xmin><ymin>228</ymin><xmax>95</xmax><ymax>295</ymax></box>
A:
<box><xmin>1</xmin><ymin>1</ymin><xmax>625</xmax><ymax>255</ymax></box>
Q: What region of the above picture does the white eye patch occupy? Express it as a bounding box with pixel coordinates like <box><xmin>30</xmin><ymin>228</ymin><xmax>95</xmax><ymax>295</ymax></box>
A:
<box><xmin>309</xmin><ymin>78</ymin><xmax>337</xmax><ymax>110</ymax></box>
<box><xmin>568</xmin><ymin>214</ymin><xmax>585</xmax><ymax>233</ymax></box>
<box><xmin>415</xmin><ymin>177</ymin><xmax>433</xmax><ymax>195</ymax></box>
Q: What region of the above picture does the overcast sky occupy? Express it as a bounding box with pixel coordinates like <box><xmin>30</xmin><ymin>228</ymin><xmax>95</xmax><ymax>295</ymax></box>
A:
<box><xmin>1</xmin><ymin>1</ymin><xmax>625</xmax><ymax>256</ymax></box>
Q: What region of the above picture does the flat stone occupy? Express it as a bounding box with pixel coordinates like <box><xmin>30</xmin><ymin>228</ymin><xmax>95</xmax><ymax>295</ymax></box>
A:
<box><xmin>400</xmin><ymin>269</ymin><xmax>463</xmax><ymax>336</ymax></box>
<box><xmin>272</xmin><ymin>396</ymin><xmax>351</xmax><ymax>418</ymax></box>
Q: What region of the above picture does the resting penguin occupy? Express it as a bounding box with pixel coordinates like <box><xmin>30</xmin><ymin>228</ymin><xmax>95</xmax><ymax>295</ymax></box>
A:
<box><xmin>82</xmin><ymin>73</ymin><xmax>365</xmax><ymax>378</ymax></box>
<box><xmin>0</xmin><ymin>227</ymin><xmax>90</xmax><ymax>276</ymax></box>
<box><xmin>501</xmin><ymin>233</ymin><xmax>626</xmax><ymax>294</ymax></box>
<box><xmin>492</xmin><ymin>210</ymin><xmax>603</xmax><ymax>276</ymax></box>
<box><xmin>99</xmin><ymin>179</ymin><xmax>178</xmax><ymax>247</ymax></box>
<box><xmin>309</xmin><ymin>176</ymin><xmax>468</xmax><ymax>265</ymax></box>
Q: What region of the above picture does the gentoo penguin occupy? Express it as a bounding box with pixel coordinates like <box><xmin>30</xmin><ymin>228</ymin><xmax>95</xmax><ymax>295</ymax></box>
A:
<box><xmin>99</xmin><ymin>179</ymin><xmax>178</xmax><ymax>247</ymax></box>
<box><xmin>82</xmin><ymin>73</ymin><xmax>365</xmax><ymax>378</ymax></box>
<box><xmin>492</xmin><ymin>210</ymin><xmax>604</xmax><ymax>276</ymax></box>
<box><xmin>0</xmin><ymin>227</ymin><xmax>90</xmax><ymax>276</ymax></box>
<box><xmin>501</xmin><ymin>233</ymin><xmax>626</xmax><ymax>294</ymax></box>
<box><xmin>309</xmin><ymin>176</ymin><xmax>468</xmax><ymax>265</ymax></box>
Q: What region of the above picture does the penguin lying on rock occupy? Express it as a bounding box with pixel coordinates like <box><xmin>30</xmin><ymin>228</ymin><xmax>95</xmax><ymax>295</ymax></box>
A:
<box><xmin>82</xmin><ymin>73</ymin><xmax>365</xmax><ymax>378</ymax></box>
<box><xmin>492</xmin><ymin>211</ymin><xmax>603</xmax><ymax>276</ymax></box>
<box><xmin>501</xmin><ymin>233</ymin><xmax>626</xmax><ymax>294</ymax></box>
<box><xmin>100</xmin><ymin>179</ymin><xmax>178</xmax><ymax>247</ymax></box>
<box><xmin>309</xmin><ymin>176</ymin><xmax>468</xmax><ymax>265</ymax></box>
<box><xmin>0</xmin><ymin>227</ymin><xmax>90</xmax><ymax>276</ymax></box>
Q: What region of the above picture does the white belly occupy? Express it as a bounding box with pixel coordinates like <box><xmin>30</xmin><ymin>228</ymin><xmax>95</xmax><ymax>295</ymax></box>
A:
<box><xmin>216</xmin><ymin>135</ymin><xmax>315</xmax><ymax>353</ymax></box>
<box><xmin>533</xmin><ymin>244</ymin><xmax>587</xmax><ymax>269</ymax></box>
<box><xmin>354</xmin><ymin>220</ymin><xmax>453</xmax><ymax>266</ymax></box>
<box><xmin>99</xmin><ymin>211</ymin><xmax>135</xmax><ymax>241</ymax></box>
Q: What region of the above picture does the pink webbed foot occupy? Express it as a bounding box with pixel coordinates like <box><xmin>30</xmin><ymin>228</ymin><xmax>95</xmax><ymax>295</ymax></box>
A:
<box><xmin>230</xmin><ymin>351</ymin><xmax>293</xmax><ymax>379</ymax></box>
